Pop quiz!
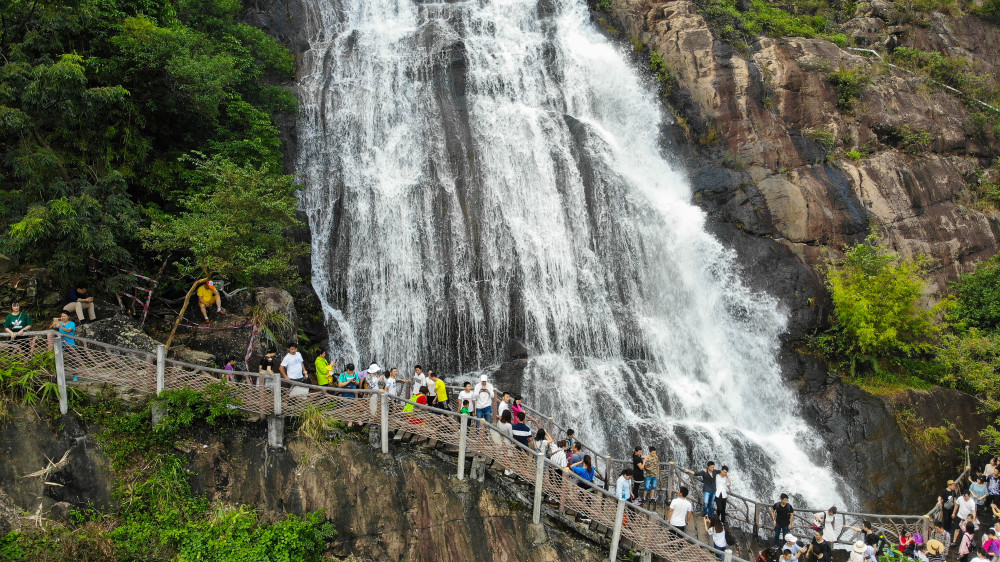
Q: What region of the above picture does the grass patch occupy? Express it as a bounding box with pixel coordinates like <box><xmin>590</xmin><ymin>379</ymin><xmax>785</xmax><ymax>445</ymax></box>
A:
<box><xmin>827</xmin><ymin>67</ymin><xmax>870</xmax><ymax>111</ymax></box>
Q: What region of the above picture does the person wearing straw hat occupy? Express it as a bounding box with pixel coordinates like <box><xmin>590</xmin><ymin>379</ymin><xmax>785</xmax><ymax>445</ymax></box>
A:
<box><xmin>848</xmin><ymin>540</ymin><xmax>876</xmax><ymax>562</ymax></box>
<box><xmin>926</xmin><ymin>538</ymin><xmax>946</xmax><ymax>562</ymax></box>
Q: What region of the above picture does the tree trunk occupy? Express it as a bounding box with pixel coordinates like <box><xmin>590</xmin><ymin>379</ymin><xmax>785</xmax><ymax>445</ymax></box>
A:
<box><xmin>164</xmin><ymin>277</ymin><xmax>209</xmax><ymax>353</ymax></box>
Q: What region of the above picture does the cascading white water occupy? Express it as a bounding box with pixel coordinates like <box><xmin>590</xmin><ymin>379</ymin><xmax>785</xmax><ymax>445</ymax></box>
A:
<box><xmin>297</xmin><ymin>0</ymin><xmax>853</xmax><ymax>506</ymax></box>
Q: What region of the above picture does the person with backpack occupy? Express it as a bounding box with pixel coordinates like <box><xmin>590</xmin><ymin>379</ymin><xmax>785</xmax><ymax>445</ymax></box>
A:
<box><xmin>813</xmin><ymin>506</ymin><xmax>839</xmax><ymax>543</ymax></box>
<box><xmin>772</xmin><ymin>493</ymin><xmax>796</xmax><ymax>548</ymax></box>
<box><xmin>940</xmin><ymin>480</ymin><xmax>960</xmax><ymax>534</ymax></box>
<box><xmin>703</xmin><ymin>514</ymin><xmax>728</xmax><ymax>560</ymax></box>
<box><xmin>958</xmin><ymin>516</ymin><xmax>978</xmax><ymax>562</ymax></box>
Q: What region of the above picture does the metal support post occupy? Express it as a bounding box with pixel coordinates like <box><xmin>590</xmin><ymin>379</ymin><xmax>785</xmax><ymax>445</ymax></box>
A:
<box><xmin>604</xmin><ymin>455</ymin><xmax>613</xmax><ymax>491</ymax></box>
<box><xmin>609</xmin><ymin>498</ymin><xmax>627</xmax><ymax>561</ymax></box>
<box><xmin>155</xmin><ymin>344</ymin><xmax>165</xmax><ymax>395</ymax></box>
<box><xmin>457</xmin><ymin>414</ymin><xmax>469</xmax><ymax>480</ymax></box>
<box><xmin>380</xmin><ymin>392</ymin><xmax>389</xmax><ymax>454</ymax></box>
<box><xmin>53</xmin><ymin>337</ymin><xmax>67</xmax><ymax>415</ymax></box>
<box><xmin>273</xmin><ymin>373</ymin><xmax>282</xmax><ymax>416</ymax></box>
<box><xmin>533</xmin><ymin>451</ymin><xmax>545</xmax><ymax>524</ymax></box>
<box><xmin>268</xmin><ymin>372</ymin><xmax>284</xmax><ymax>448</ymax></box>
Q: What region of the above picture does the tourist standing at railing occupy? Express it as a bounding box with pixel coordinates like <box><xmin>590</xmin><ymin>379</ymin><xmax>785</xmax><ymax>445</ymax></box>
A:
<box><xmin>568</xmin><ymin>442</ymin><xmax>584</xmax><ymax>465</ymax></box>
<box><xmin>844</xmin><ymin>520</ymin><xmax>880</xmax><ymax>548</ymax></box>
<box><xmin>223</xmin><ymin>358</ymin><xmax>236</xmax><ymax>383</ymax></box>
<box><xmin>804</xmin><ymin>529</ymin><xmax>832</xmax><ymax>562</ymax></box>
<box><xmin>550</xmin><ymin>440</ymin><xmax>568</xmax><ymax>469</ymax></box>
<box><xmin>813</xmin><ymin>506</ymin><xmax>839</xmax><ymax>543</ymax></box>
<box><xmin>497</xmin><ymin>391</ymin><xmax>511</xmax><ymax>420</ymax></box>
<box><xmin>4</xmin><ymin>302</ymin><xmax>32</xmax><ymax>339</ymax></box>
<box><xmin>457</xmin><ymin>382</ymin><xmax>474</xmax><ymax>413</ymax></box>
<box><xmin>848</xmin><ymin>540</ymin><xmax>876</xmax><ymax>562</ymax></box>
<box><xmin>279</xmin><ymin>343</ymin><xmax>307</xmax><ymax>382</ymax></box>
<box><xmin>616</xmin><ymin>468</ymin><xmax>634</xmax><ymax>502</ymax></box>
<box><xmin>410</xmin><ymin>366</ymin><xmax>428</xmax><ymax>400</ymax></box>
<box><xmin>564</xmin><ymin>428</ymin><xmax>574</xmax><ymax>450</ymax></box>
<box><xmin>632</xmin><ymin>447</ymin><xmax>646</xmax><ymax>503</ymax></box>
<box><xmin>314</xmin><ymin>351</ymin><xmax>335</xmax><ymax>386</ymax></box>
<box><xmin>715</xmin><ymin>465</ymin><xmax>731</xmax><ymax>522</ymax></box>
<box><xmin>685</xmin><ymin>461</ymin><xmax>722</xmax><ymax>516</ymax></box>
<box><xmin>704</xmin><ymin>515</ymin><xmax>727</xmax><ymax>560</ymax></box>
<box><xmin>512</xmin><ymin>411</ymin><xmax>532</xmax><ymax>448</ymax></box>
<box><xmin>474</xmin><ymin>375</ymin><xmax>494</xmax><ymax>422</ymax></box>
<box><xmin>771</xmin><ymin>493</ymin><xmax>796</xmax><ymax>548</ymax></box>
<box><xmin>570</xmin><ymin>454</ymin><xmax>594</xmax><ymax>486</ymax></box>
<box><xmin>429</xmin><ymin>371</ymin><xmax>448</xmax><ymax>410</ymax></box>
<box><xmin>51</xmin><ymin>312</ymin><xmax>76</xmax><ymax>347</ymax></box>
<box><xmin>511</xmin><ymin>395</ymin><xmax>524</xmax><ymax>420</ymax></box>
<box><xmin>534</xmin><ymin>428</ymin><xmax>552</xmax><ymax>455</ymax></box>
<box><xmin>258</xmin><ymin>349</ymin><xmax>278</xmax><ymax>388</ymax></box>
<box><xmin>667</xmin><ymin>485</ymin><xmax>693</xmax><ymax>533</ymax></box>
<box><xmin>643</xmin><ymin>448</ymin><xmax>660</xmax><ymax>506</ymax></box>
<box><xmin>385</xmin><ymin>368</ymin><xmax>399</xmax><ymax>396</ymax></box>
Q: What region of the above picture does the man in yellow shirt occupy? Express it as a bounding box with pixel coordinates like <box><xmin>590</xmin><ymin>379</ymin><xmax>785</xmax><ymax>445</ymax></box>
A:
<box><xmin>429</xmin><ymin>371</ymin><xmax>448</xmax><ymax>410</ymax></box>
<box><xmin>196</xmin><ymin>279</ymin><xmax>226</xmax><ymax>323</ymax></box>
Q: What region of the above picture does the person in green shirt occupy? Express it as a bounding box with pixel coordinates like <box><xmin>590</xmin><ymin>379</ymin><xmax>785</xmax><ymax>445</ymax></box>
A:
<box><xmin>314</xmin><ymin>350</ymin><xmax>336</xmax><ymax>386</ymax></box>
<box><xmin>4</xmin><ymin>302</ymin><xmax>32</xmax><ymax>339</ymax></box>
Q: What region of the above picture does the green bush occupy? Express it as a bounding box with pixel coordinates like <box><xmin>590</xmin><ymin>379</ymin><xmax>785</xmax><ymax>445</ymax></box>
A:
<box><xmin>827</xmin><ymin>67</ymin><xmax>870</xmax><ymax>111</ymax></box>
<box><xmin>820</xmin><ymin>235</ymin><xmax>946</xmax><ymax>369</ymax></box>
<box><xmin>952</xmin><ymin>255</ymin><xmax>1000</xmax><ymax>332</ymax></box>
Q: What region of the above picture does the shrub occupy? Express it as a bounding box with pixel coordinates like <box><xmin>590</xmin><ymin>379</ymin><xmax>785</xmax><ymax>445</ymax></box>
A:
<box><xmin>952</xmin><ymin>255</ymin><xmax>1000</xmax><ymax>332</ymax></box>
<box><xmin>827</xmin><ymin>67</ymin><xmax>870</xmax><ymax>111</ymax></box>
<box><xmin>822</xmin><ymin>235</ymin><xmax>946</xmax><ymax>366</ymax></box>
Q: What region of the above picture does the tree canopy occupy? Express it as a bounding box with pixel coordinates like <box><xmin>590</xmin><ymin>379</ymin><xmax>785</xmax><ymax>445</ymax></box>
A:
<box><xmin>0</xmin><ymin>0</ymin><xmax>297</xmax><ymax>285</ymax></box>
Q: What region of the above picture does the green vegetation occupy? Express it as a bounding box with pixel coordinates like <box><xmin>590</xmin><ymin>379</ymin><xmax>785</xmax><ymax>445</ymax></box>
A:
<box><xmin>827</xmin><ymin>67</ymin><xmax>870</xmax><ymax>111</ymax></box>
<box><xmin>0</xmin><ymin>386</ymin><xmax>335</xmax><ymax>560</ymax></box>
<box><xmin>695</xmin><ymin>0</ymin><xmax>852</xmax><ymax>54</ymax></box>
<box><xmin>296</xmin><ymin>403</ymin><xmax>345</xmax><ymax>441</ymax></box>
<box><xmin>807</xmin><ymin>128</ymin><xmax>836</xmax><ymax>151</ymax></box>
<box><xmin>0</xmin><ymin>0</ymin><xmax>300</xmax><ymax>290</ymax></box>
<box><xmin>814</xmin><ymin>235</ymin><xmax>1000</xmax><ymax>453</ymax></box>
<box><xmin>648</xmin><ymin>50</ymin><xmax>677</xmax><ymax>97</ymax></box>
<box><xmin>596</xmin><ymin>0</ymin><xmax>613</xmax><ymax>11</ymax></box>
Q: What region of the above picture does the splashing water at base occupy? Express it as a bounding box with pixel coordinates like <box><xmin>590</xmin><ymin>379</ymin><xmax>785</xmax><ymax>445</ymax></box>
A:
<box><xmin>297</xmin><ymin>0</ymin><xmax>853</xmax><ymax>507</ymax></box>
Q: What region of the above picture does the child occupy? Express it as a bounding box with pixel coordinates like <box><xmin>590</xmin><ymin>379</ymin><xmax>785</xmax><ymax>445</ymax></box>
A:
<box><xmin>565</xmin><ymin>429</ymin><xmax>575</xmax><ymax>451</ymax></box>
<box><xmin>958</xmin><ymin>517</ymin><xmax>977</xmax><ymax>562</ymax></box>
<box><xmin>779</xmin><ymin>548</ymin><xmax>798</xmax><ymax>562</ymax></box>
<box><xmin>223</xmin><ymin>358</ymin><xmax>236</xmax><ymax>383</ymax></box>
<box><xmin>460</xmin><ymin>399</ymin><xmax>471</xmax><ymax>415</ymax></box>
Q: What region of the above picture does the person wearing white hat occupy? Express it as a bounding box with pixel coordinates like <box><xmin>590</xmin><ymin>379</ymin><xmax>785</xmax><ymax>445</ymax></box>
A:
<box><xmin>361</xmin><ymin>363</ymin><xmax>380</xmax><ymax>389</ymax></box>
<box><xmin>474</xmin><ymin>374</ymin><xmax>494</xmax><ymax>423</ymax></box>
<box><xmin>781</xmin><ymin>533</ymin><xmax>801</xmax><ymax>558</ymax></box>
<box><xmin>848</xmin><ymin>540</ymin><xmax>877</xmax><ymax>562</ymax></box>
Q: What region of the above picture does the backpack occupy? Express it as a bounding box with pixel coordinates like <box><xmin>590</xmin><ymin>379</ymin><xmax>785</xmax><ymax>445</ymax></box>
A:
<box><xmin>943</xmin><ymin>494</ymin><xmax>955</xmax><ymax>510</ymax></box>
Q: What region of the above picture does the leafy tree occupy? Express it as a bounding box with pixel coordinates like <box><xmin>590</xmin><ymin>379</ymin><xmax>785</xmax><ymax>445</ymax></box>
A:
<box><xmin>952</xmin><ymin>255</ymin><xmax>1000</xmax><ymax>333</ymax></box>
<box><xmin>142</xmin><ymin>155</ymin><xmax>306</xmax><ymax>349</ymax></box>
<box><xmin>820</xmin><ymin>235</ymin><xmax>946</xmax><ymax>371</ymax></box>
<box><xmin>0</xmin><ymin>0</ymin><xmax>296</xmax><ymax>283</ymax></box>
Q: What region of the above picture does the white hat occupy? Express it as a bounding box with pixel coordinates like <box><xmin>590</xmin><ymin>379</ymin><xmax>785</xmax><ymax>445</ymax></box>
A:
<box><xmin>369</xmin><ymin>363</ymin><xmax>380</xmax><ymax>373</ymax></box>
<box><xmin>785</xmin><ymin>534</ymin><xmax>796</xmax><ymax>543</ymax></box>
<box><xmin>480</xmin><ymin>374</ymin><xmax>488</xmax><ymax>382</ymax></box>
<box><xmin>853</xmin><ymin>541</ymin><xmax>866</xmax><ymax>554</ymax></box>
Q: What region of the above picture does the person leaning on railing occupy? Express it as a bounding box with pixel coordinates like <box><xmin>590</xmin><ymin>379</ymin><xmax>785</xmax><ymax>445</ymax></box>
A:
<box><xmin>4</xmin><ymin>302</ymin><xmax>32</xmax><ymax>339</ymax></box>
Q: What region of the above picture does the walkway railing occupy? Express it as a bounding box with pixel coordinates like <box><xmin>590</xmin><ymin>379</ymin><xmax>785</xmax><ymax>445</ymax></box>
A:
<box><xmin>0</xmin><ymin>331</ymin><xmax>738</xmax><ymax>562</ymax></box>
<box><xmin>0</xmin><ymin>331</ymin><xmax>968</xmax><ymax>559</ymax></box>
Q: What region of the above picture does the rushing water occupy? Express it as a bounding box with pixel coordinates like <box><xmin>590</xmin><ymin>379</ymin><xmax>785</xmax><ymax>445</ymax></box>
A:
<box><xmin>297</xmin><ymin>0</ymin><xmax>852</xmax><ymax>506</ymax></box>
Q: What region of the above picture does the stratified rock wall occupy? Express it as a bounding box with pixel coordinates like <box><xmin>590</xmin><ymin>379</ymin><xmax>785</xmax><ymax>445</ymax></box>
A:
<box><xmin>611</xmin><ymin>0</ymin><xmax>999</xmax><ymax>338</ymax></box>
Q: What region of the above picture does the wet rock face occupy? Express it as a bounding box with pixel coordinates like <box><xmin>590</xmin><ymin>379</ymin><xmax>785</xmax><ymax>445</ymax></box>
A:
<box><xmin>614</xmin><ymin>0</ymin><xmax>999</xmax><ymax>339</ymax></box>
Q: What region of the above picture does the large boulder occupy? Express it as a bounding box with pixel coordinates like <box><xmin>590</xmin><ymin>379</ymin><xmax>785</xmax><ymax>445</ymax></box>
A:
<box><xmin>77</xmin><ymin>315</ymin><xmax>162</xmax><ymax>353</ymax></box>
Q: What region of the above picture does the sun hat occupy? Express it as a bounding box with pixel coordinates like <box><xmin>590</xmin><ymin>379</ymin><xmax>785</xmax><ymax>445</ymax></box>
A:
<box><xmin>480</xmin><ymin>374</ymin><xmax>488</xmax><ymax>381</ymax></box>
<box><xmin>785</xmin><ymin>534</ymin><xmax>796</xmax><ymax>543</ymax></box>
<box><xmin>927</xmin><ymin>539</ymin><xmax>944</xmax><ymax>555</ymax></box>
<box><xmin>368</xmin><ymin>363</ymin><xmax>380</xmax><ymax>373</ymax></box>
<box><xmin>853</xmin><ymin>541</ymin><xmax>866</xmax><ymax>554</ymax></box>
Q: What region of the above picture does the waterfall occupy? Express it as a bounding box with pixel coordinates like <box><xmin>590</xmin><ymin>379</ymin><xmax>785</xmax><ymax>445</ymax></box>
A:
<box><xmin>297</xmin><ymin>0</ymin><xmax>852</xmax><ymax>506</ymax></box>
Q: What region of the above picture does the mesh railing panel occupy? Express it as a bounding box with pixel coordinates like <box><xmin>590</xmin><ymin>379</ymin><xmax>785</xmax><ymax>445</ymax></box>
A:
<box><xmin>65</xmin><ymin>337</ymin><xmax>156</xmax><ymax>393</ymax></box>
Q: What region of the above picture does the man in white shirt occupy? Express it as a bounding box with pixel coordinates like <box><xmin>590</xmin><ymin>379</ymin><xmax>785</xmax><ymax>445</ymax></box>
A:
<box><xmin>474</xmin><ymin>375</ymin><xmax>494</xmax><ymax>422</ymax></box>
<box><xmin>616</xmin><ymin>469</ymin><xmax>634</xmax><ymax>501</ymax></box>
<box><xmin>411</xmin><ymin>365</ymin><xmax>428</xmax><ymax>395</ymax></box>
<box><xmin>279</xmin><ymin>343</ymin><xmax>307</xmax><ymax>381</ymax></box>
<box><xmin>667</xmin><ymin>486</ymin><xmax>693</xmax><ymax>532</ymax></box>
<box><xmin>497</xmin><ymin>391</ymin><xmax>511</xmax><ymax>420</ymax></box>
<box><xmin>954</xmin><ymin>490</ymin><xmax>978</xmax><ymax>543</ymax></box>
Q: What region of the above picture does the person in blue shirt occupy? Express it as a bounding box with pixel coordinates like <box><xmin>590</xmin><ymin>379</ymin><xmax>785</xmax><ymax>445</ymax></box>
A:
<box><xmin>337</xmin><ymin>363</ymin><xmax>359</xmax><ymax>398</ymax></box>
<box><xmin>511</xmin><ymin>411</ymin><xmax>533</xmax><ymax>448</ymax></box>
<box><xmin>51</xmin><ymin>311</ymin><xmax>76</xmax><ymax>347</ymax></box>
<box><xmin>571</xmin><ymin>454</ymin><xmax>595</xmax><ymax>485</ymax></box>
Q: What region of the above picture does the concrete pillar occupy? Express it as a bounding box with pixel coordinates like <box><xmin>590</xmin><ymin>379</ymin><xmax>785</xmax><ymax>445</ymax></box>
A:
<box><xmin>609</xmin><ymin>497</ymin><xmax>627</xmax><ymax>561</ymax></box>
<box><xmin>53</xmin><ymin>337</ymin><xmax>67</xmax><ymax>415</ymax></box>
<box><xmin>380</xmin><ymin>392</ymin><xmax>389</xmax><ymax>454</ymax></box>
<box><xmin>533</xmin><ymin>451</ymin><xmax>545</xmax><ymax>524</ymax></box>
<box><xmin>457</xmin><ymin>414</ymin><xmax>468</xmax><ymax>480</ymax></box>
<box><xmin>273</xmin><ymin>373</ymin><xmax>282</xmax><ymax>416</ymax></box>
<box><xmin>268</xmin><ymin>415</ymin><xmax>284</xmax><ymax>449</ymax></box>
<box><xmin>155</xmin><ymin>344</ymin><xmax>165</xmax><ymax>395</ymax></box>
